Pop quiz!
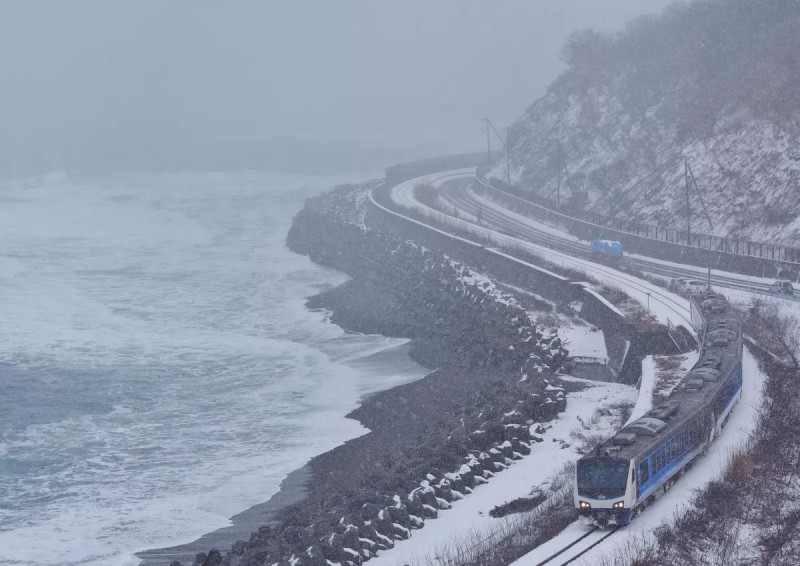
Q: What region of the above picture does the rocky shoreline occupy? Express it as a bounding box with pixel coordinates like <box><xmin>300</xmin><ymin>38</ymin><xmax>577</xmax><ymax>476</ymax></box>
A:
<box><xmin>143</xmin><ymin>178</ymin><xmax>578</xmax><ymax>566</ymax></box>
<box><xmin>139</xmin><ymin>159</ymin><xmax>698</xmax><ymax>566</ymax></box>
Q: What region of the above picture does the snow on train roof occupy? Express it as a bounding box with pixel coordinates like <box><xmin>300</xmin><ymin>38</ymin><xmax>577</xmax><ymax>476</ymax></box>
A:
<box><xmin>592</xmin><ymin>291</ymin><xmax>742</xmax><ymax>461</ymax></box>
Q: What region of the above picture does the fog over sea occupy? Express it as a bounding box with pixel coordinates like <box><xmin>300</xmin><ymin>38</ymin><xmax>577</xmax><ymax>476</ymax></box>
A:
<box><xmin>0</xmin><ymin>171</ymin><xmax>425</xmax><ymax>565</ymax></box>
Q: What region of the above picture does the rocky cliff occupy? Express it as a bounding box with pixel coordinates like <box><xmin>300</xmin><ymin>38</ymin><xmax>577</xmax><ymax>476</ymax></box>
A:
<box><xmin>493</xmin><ymin>0</ymin><xmax>800</xmax><ymax>246</ymax></box>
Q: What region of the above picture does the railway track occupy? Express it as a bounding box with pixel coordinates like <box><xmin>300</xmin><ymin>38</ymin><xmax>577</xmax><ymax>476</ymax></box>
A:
<box><xmin>532</xmin><ymin>527</ymin><xmax>618</xmax><ymax>566</ymax></box>
<box><xmin>379</xmin><ymin>170</ymin><xmax>762</xmax><ymax>565</ymax></box>
<box><xmin>389</xmin><ymin>170</ymin><xmax>695</xmax><ymax>328</ymax></box>
<box><xmin>438</xmin><ymin>181</ymin><xmax>693</xmax><ymax>322</ymax></box>
<box><xmin>449</xmin><ymin>177</ymin><xmax>795</xmax><ymax>298</ymax></box>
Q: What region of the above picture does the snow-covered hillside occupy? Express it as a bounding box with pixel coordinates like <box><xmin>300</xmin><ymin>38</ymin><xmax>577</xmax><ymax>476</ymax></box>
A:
<box><xmin>492</xmin><ymin>0</ymin><xmax>800</xmax><ymax>246</ymax></box>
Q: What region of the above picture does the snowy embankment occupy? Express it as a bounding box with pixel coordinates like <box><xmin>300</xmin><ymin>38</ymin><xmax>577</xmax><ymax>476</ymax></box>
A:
<box><xmin>626</xmin><ymin>355</ymin><xmax>656</xmax><ymax>424</ymax></box>
<box><xmin>367</xmin><ymin>377</ymin><xmax>636</xmax><ymax>566</ymax></box>
<box><xmin>376</xmin><ymin>170</ymin><xmax>765</xmax><ymax>566</ymax></box>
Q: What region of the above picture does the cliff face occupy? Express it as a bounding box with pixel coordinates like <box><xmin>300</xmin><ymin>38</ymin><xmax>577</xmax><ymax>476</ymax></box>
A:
<box><xmin>495</xmin><ymin>0</ymin><xmax>800</xmax><ymax>246</ymax></box>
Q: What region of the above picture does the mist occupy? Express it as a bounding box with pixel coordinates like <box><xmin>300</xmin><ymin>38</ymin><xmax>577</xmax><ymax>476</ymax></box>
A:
<box><xmin>0</xmin><ymin>1</ymin><xmax>672</xmax><ymax>175</ymax></box>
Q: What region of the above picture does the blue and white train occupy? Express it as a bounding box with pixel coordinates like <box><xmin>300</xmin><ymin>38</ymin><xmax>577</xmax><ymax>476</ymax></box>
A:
<box><xmin>574</xmin><ymin>289</ymin><xmax>743</xmax><ymax>527</ymax></box>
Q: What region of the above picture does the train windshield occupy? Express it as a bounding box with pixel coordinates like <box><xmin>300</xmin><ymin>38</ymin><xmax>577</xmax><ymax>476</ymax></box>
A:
<box><xmin>577</xmin><ymin>457</ymin><xmax>629</xmax><ymax>498</ymax></box>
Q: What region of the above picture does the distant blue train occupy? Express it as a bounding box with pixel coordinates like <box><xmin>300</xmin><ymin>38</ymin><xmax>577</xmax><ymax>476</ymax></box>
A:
<box><xmin>590</xmin><ymin>239</ymin><xmax>624</xmax><ymax>264</ymax></box>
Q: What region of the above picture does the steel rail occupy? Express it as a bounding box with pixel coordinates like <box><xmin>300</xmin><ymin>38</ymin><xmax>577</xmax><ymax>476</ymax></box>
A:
<box><xmin>532</xmin><ymin>527</ymin><xmax>617</xmax><ymax>566</ymax></box>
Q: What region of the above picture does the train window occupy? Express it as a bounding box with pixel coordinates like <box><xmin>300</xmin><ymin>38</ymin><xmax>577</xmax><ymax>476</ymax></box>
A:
<box><xmin>577</xmin><ymin>458</ymin><xmax>629</xmax><ymax>498</ymax></box>
<box><xmin>639</xmin><ymin>461</ymin><xmax>649</xmax><ymax>484</ymax></box>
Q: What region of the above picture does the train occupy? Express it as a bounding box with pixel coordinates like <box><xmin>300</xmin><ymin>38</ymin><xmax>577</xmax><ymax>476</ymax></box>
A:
<box><xmin>590</xmin><ymin>239</ymin><xmax>624</xmax><ymax>264</ymax></box>
<box><xmin>573</xmin><ymin>289</ymin><xmax>743</xmax><ymax>527</ymax></box>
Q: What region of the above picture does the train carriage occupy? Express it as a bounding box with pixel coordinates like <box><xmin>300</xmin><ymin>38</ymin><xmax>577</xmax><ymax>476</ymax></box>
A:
<box><xmin>574</xmin><ymin>289</ymin><xmax>743</xmax><ymax>527</ymax></box>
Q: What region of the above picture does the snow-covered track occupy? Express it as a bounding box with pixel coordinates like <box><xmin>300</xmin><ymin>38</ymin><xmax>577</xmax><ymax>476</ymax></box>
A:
<box><xmin>457</xmin><ymin>178</ymin><xmax>797</xmax><ymax>299</ymax></box>
<box><xmin>386</xmin><ymin>170</ymin><xmax>695</xmax><ymax>329</ymax></box>
<box><xmin>441</xmin><ymin>183</ymin><xmax>693</xmax><ymax>323</ymax></box>
<box><xmin>533</xmin><ymin>527</ymin><xmax>617</xmax><ymax>566</ymax></box>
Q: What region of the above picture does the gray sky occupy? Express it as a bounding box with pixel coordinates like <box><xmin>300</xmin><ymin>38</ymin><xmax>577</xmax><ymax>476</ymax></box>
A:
<box><xmin>0</xmin><ymin>1</ymin><xmax>673</xmax><ymax>174</ymax></box>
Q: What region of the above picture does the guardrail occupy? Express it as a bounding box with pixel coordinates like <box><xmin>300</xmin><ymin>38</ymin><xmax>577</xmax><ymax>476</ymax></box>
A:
<box><xmin>385</xmin><ymin>152</ymin><xmax>496</xmax><ymax>188</ymax></box>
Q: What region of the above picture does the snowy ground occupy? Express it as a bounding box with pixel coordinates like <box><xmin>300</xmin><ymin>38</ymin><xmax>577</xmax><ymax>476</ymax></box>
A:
<box><xmin>627</xmin><ymin>355</ymin><xmax>656</xmax><ymax>424</ymax></box>
<box><xmin>367</xmin><ymin>377</ymin><xmax>637</xmax><ymax>566</ymax></box>
<box><xmin>559</xmin><ymin>322</ymin><xmax>607</xmax><ymax>364</ymax></box>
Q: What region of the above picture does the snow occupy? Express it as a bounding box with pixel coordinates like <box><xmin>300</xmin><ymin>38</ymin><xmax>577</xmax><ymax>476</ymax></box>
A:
<box><xmin>367</xmin><ymin>377</ymin><xmax>636</xmax><ymax>566</ymax></box>
<box><xmin>576</xmin><ymin>284</ymin><xmax>626</xmax><ymax>319</ymax></box>
<box><xmin>560</xmin><ymin>323</ymin><xmax>608</xmax><ymax>364</ymax></box>
<box><xmin>468</xmin><ymin>180</ymin><xmax>583</xmax><ymax>244</ymax></box>
<box><xmin>454</xmin><ymin>260</ymin><xmax>521</xmax><ymax>308</ymax></box>
<box><xmin>627</xmin><ymin>356</ymin><xmax>655</xmax><ymax>424</ymax></box>
<box><xmin>488</xmin><ymin>248</ymin><xmax>568</xmax><ymax>282</ymax></box>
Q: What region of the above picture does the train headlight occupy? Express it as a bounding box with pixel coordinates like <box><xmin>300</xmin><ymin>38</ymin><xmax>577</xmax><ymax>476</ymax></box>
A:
<box><xmin>612</xmin><ymin>501</ymin><xmax>625</xmax><ymax>509</ymax></box>
<box><xmin>579</xmin><ymin>501</ymin><xmax>591</xmax><ymax>509</ymax></box>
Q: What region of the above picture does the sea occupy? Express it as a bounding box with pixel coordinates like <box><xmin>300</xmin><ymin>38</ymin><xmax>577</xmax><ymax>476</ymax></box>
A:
<box><xmin>0</xmin><ymin>171</ymin><xmax>426</xmax><ymax>565</ymax></box>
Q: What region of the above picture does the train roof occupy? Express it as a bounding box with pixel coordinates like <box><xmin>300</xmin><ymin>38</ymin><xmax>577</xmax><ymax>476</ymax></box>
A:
<box><xmin>587</xmin><ymin>290</ymin><xmax>742</xmax><ymax>462</ymax></box>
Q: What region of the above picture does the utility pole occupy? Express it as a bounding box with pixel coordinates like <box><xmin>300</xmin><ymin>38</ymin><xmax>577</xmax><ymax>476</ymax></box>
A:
<box><xmin>484</xmin><ymin>118</ymin><xmax>512</xmax><ymax>181</ymax></box>
<box><xmin>555</xmin><ymin>141</ymin><xmax>570</xmax><ymax>207</ymax></box>
<box><xmin>556</xmin><ymin>141</ymin><xmax>562</xmax><ymax>207</ymax></box>
<box><xmin>484</xmin><ymin>118</ymin><xmax>491</xmax><ymax>166</ymax></box>
<box><xmin>684</xmin><ymin>156</ymin><xmax>692</xmax><ymax>247</ymax></box>
<box><xmin>506</xmin><ymin>126</ymin><xmax>511</xmax><ymax>185</ymax></box>
<box><xmin>686</xmin><ymin>159</ymin><xmax>715</xmax><ymax>290</ymax></box>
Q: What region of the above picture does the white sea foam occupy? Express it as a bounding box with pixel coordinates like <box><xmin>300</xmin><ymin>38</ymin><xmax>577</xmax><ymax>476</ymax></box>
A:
<box><xmin>0</xmin><ymin>171</ymin><xmax>425</xmax><ymax>565</ymax></box>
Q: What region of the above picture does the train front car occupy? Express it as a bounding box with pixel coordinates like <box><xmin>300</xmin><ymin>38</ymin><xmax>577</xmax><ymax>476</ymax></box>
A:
<box><xmin>574</xmin><ymin>289</ymin><xmax>743</xmax><ymax>528</ymax></box>
<box><xmin>575</xmin><ymin>454</ymin><xmax>637</xmax><ymax>526</ymax></box>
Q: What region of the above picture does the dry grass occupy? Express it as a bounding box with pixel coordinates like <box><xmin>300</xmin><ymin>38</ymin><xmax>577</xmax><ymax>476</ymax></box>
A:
<box><xmin>571</xmin><ymin>401</ymin><xmax>633</xmax><ymax>454</ymax></box>
<box><xmin>652</xmin><ymin>353</ymin><xmax>691</xmax><ymax>405</ymax></box>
